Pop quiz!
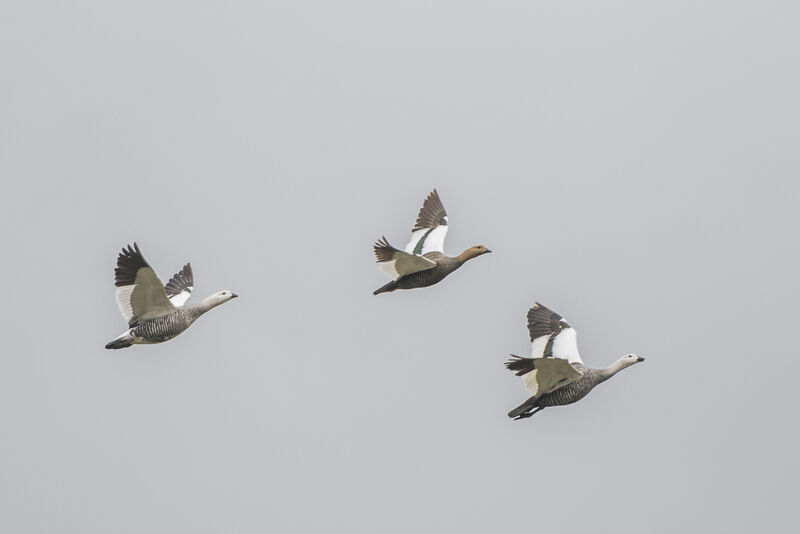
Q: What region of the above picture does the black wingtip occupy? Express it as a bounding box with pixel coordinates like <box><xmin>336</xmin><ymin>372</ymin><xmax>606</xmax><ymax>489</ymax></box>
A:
<box><xmin>412</xmin><ymin>189</ymin><xmax>447</xmax><ymax>231</ymax></box>
<box><xmin>505</xmin><ymin>354</ymin><xmax>536</xmax><ymax>376</ymax></box>
<box><xmin>164</xmin><ymin>261</ymin><xmax>194</xmax><ymax>298</ymax></box>
<box><xmin>527</xmin><ymin>302</ymin><xmax>569</xmax><ymax>343</ymax></box>
<box><xmin>373</xmin><ymin>236</ymin><xmax>398</xmax><ymax>263</ymax></box>
<box><xmin>374</xmin><ymin>235</ymin><xmax>391</xmax><ymax>248</ymax></box>
<box><xmin>114</xmin><ymin>242</ymin><xmax>150</xmax><ymax>287</ymax></box>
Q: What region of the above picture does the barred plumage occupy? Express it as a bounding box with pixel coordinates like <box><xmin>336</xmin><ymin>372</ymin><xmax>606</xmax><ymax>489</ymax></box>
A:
<box><xmin>105</xmin><ymin>243</ymin><xmax>237</xmax><ymax>349</ymax></box>
<box><xmin>392</xmin><ymin>253</ymin><xmax>462</xmax><ymax>290</ymax></box>
<box><xmin>373</xmin><ymin>248</ymin><xmax>490</xmax><ymax>294</ymax></box>
<box><xmin>372</xmin><ymin>189</ymin><xmax>490</xmax><ymax>294</ymax></box>
<box><xmin>130</xmin><ymin>308</ymin><xmax>203</xmax><ymax>344</ymax></box>
<box><xmin>506</xmin><ymin>302</ymin><xmax>644</xmax><ymax>420</ymax></box>
<box><xmin>525</xmin><ymin>365</ymin><xmax>601</xmax><ymax>407</ymax></box>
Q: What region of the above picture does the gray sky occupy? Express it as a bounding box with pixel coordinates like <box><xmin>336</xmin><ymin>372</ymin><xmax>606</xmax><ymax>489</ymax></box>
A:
<box><xmin>1</xmin><ymin>1</ymin><xmax>798</xmax><ymax>532</ymax></box>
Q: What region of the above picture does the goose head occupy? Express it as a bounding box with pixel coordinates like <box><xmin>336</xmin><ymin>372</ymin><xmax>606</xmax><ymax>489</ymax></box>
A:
<box><xmin>619</xmin><ymin>353</ymin><xmax>645</xmax><ymax>369</ymax></box>
<box><xmin>459</xmin><ymin>245</ymin><xmax>492</xmax><ymax>262</ymax></box>
<box><xmin>203</xmin><ymin>290</ymin><xmax>239</xmax><ymax>309</ymax></box>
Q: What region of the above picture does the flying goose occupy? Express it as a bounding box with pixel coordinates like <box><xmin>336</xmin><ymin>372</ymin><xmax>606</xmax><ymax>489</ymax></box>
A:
<box><xmin>105</xmin><ymin>243</ymin><xmax>238</xmax><ymax>349</ymax></box>
<box><xmin>505</xmin><ymin>302</ymin><xmax>644</xmax><ymax>419</ymax></box>
<box><xmin>372</xmin><ymin>189</ymin><xmax>490</xmax><ymax>295</ymax></box>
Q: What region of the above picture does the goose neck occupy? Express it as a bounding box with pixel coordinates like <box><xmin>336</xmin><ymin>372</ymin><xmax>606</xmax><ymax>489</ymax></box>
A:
<box><xmin>598</xmin><ymin>358</ymin><xmax>628</xmax><ymax>382</ymax></box>
<box><xmin>455</xmin><ymin>249</ymin><xmax>479</xmax><ymax>263</ymax></box>
<box><xmin>195</xmin><ymin>297</ymin><xmax>218</xmax><ymax>315</ymax></box>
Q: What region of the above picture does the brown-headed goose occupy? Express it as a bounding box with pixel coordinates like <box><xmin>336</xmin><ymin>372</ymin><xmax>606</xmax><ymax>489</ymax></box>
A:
<box><xmin>372</xmin><ymin>189</ymin><xmax>490</xmax><ymax>295</ymax></box>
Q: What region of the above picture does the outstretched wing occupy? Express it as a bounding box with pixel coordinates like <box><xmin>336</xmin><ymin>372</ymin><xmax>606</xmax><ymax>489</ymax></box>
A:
<box><xmin>374</xmin><ymin>237</ymin><xmax>436</xmax><ymax>280</ymax></box>
<box><xmin>505</xmin><ymin>355</ymin><xmax>584</xmax><ymax>397</ymax></box>
<box><xmin>113</xmin><ymin>243</ymin><xmax>176</xmax><ymax>327</ymax></box>
<box><xmin>404</xmin><ymin>189</ymin><xmax>449</xmax><ymax>255</ymax></box>
<box><xmin>527</xmin><ymin>302</ymin><xmax>583</xmax><ymax>364</ymax></box>
<box><xmin>164</xmin><ymin>263</ymin><xmax>194</xmax><ymax>307</ymax></box>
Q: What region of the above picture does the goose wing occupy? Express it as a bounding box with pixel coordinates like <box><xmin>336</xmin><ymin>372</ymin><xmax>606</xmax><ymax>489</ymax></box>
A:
<box><xmin>164</xmin><ymin>263</ymin><xmax>194</xmax><ymax>307</ymax></box>
<box><xmin>113</xmin><ymin>243</ymin><xmax>176</xmax><ymax>326</ymax></box>
<box><xmin>374</xmin><ymin>237</ymin><xmax>436</xmax><ymax>280</ymax></box>
<box><xmin>527</xmin><ymin>302</ymin><xmax>583</xmax><ymax>364</ymax></box>
<box><xmin>404</xmin><ymin>189</ymin><xmax>449</xmax><ymax>255</ymax></box>
<box><xmin>505</xmin><ymin>355</ymin><xmax>583</xmax><ymax>397</ymax></box>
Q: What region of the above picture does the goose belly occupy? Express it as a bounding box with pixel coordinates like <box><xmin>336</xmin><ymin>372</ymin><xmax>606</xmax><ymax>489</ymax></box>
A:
<box><xmin>132</xmin><ymin>314</ymin><xmax>192</xmax><ymax>343</ymax></box>
<box><xmin>396</xmin><ymin>268</ymin><xmax>447</xmax><ymax>289</ymax></box>
<box><xmin>537</xmin><ymin>378</ymin><xmax>595</xmax><ymax>407</ymax></box>
<box><xmin>396</xmin><ymin>260</ymin><xmax>461</xmax><ymax>289</ymax></box>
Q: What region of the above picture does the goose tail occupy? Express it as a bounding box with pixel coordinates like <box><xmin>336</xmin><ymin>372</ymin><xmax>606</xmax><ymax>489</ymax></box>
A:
<box><xmin>373</xmin><ymin>281</ymin><xmax>398</xmax><ymax>295</ymax></box>
<box><xmin>105</xmin><ymin>330</ymin><xmax>134</xmax><ymax>350</ymax></box>
<box><xmin>508</xmin><ymin>397</ymin><xmax>539</xmax><ymax>420</ymax></box>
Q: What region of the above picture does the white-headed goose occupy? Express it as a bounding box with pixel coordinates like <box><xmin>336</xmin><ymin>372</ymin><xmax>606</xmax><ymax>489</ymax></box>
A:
<box><xmin>105</xmin><ymin>243</ymin><xmax>238</xmax><ymax>349</ymax></box>
<box><xmin>505</xmin><ymin>302</ymin><xmax>644</xmax><ymax>419</ymax></box>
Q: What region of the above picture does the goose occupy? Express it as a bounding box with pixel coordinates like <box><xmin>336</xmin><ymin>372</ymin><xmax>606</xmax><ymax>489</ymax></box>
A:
<box><xmin>105</xmin><ymin>243</ymin><xmax>238</xmax><ymax>349</ymax></box>
<box><xmin>505</xmin><ymin>302</ymin><xmax>644</xmax><ymax>419</ymax></box>
<box><xmin>372</xmin><ymin>189</ymin><xmax>490</xmax><ymax>295</ymax></box>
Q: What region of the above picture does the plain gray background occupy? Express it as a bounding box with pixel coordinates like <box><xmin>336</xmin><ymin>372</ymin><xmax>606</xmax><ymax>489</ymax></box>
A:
<box><xmin>2</xmin><ymin>1</ymin><xmax>798</xmax><ymax>532</ymax></box>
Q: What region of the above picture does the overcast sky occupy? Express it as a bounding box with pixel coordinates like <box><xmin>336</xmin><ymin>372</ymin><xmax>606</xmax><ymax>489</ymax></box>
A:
<box><xmin>2</xmin><ymin>2</ymin><xmax>798</xmax><ymax>532</ymax></box>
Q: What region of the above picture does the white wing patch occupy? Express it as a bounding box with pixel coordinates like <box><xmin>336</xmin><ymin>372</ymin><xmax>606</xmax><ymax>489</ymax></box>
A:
<box><xmin>404</xmin><ymin>218</ymin><xmax>449</xmax><ymax>255</ymax></box>
<box><xmin>530</xmin><ymin>327</ymin><xmax>583</xmax><ymax>364</ymax></box>
<box><xmin>115</xmin><ymin>286</ymin><xmax>135</xmax><ymax>322</ymax></box>
<box><xmin>530</xmin><ymin>336</ymin><xmax>550</xmax><ymax>359</ymax></box>
<box><xmin>379</xmin><ymin>251</ymin><xmax>436</xmax><ymax>281</ymax></box>
<box><xmin>168</xmin><ymin>288</ymin><xmax>193</xmax><ymax>307</ymax></box>
<box><xmin>552</xmin><ymin>328</ymin><xmax>583</xmax><ymax>364</ymax></box>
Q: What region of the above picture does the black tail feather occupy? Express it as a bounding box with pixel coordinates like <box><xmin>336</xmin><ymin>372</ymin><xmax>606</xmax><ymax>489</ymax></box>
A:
<box><xmin>373</xmin><ymin>281</ymin><xmax>398</xmax><ymax>295</ymax></box>
<box><xmin>508</xmin><ymin>397</ymin><xmax>540</xmax><ymax>420</ymax></box>
<box><xmin>105</xmin><ymin>338</ymin><xmax>133</xmax><ymax>350</ymax></box>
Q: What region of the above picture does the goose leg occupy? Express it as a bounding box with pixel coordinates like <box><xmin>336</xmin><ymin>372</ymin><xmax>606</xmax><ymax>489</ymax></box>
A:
<box><xmin>513</xmin><ymin>407</ymin><xmax>544</xmax><ymax>420</ymax></box>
